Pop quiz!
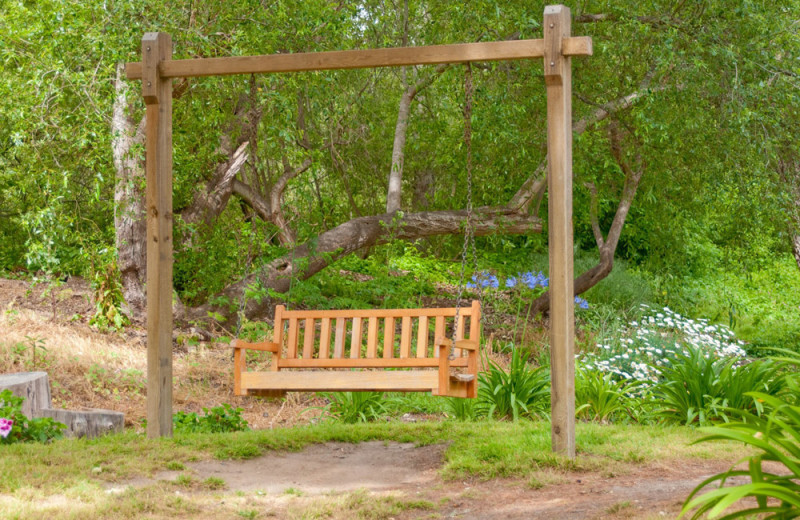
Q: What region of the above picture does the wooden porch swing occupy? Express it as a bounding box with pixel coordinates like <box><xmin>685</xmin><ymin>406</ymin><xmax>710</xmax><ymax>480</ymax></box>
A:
<box><xmin>233</xmin><ymin>302</ymin><xmax>481</xmax><ymax>398</ymax></box>
<box><xmin>128</xmin><ymin>5</ymin><xmax>590</xmax><ymax>457</ymax></box>
<box><xmin>233</xmin><ymin>64</ymin><xmax>484</xmax><ymax>399</ymax></box>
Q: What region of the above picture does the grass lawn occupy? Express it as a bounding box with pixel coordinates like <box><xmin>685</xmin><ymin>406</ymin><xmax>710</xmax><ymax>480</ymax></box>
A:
<box><xmin>0</xmin><ymin>420</ymin><xmax>742</xmax><ymax>519</ymax></box>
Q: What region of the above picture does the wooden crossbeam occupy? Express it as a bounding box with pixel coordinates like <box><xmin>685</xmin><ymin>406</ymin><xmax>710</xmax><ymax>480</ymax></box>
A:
<box><xmin>126</xmin><ymin>37</ymin><xmax>592</xmax><ymax>79</ymax></box>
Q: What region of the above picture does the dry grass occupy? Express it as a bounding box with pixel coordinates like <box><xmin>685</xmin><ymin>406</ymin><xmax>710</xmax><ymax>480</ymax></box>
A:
<box><xmin>0</xmin><ymin>302</ymin><xmax>321</xmax><ymax>430</ymax></box>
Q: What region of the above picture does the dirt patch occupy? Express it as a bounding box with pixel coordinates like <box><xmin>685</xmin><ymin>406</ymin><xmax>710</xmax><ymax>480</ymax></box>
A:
<box><xmin>163</xmin><ymin>441</ymin><xmax>446</xmax><ymax>495</ymax></box>
<box><xmin>117</xmin><ymin>442</ymin><xmax>759</xmax><ymax>519</ymax></box>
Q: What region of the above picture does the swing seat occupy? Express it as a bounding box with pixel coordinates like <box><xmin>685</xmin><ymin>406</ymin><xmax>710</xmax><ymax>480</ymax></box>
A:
<box><xmin>233</xmin><ymin>302</ymin><xmax>481</xmax><ymax>398</ymax></box>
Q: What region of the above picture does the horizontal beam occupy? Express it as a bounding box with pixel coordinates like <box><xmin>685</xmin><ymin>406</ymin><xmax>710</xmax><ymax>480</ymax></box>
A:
<box><xmin>126</xmin><ymin>37</ymin><xmax>592</xmax><ymax>80</ymax></box>
<box><xmin>240</xmin><ymin>370</ymin><xmax>439</xmax><ymax>392</ymax></box>
<box><xmin>277</xmin><ymin>358</ymin><xmax>469</xmax><ymax>369</ymax></box>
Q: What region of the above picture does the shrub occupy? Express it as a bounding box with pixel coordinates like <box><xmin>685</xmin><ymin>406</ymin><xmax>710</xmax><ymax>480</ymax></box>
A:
<box><xmin>173</xmin><ymin>403</ymin><xmax>248</xmax><ymax>434</ymax></box>
<box><xmin>0</xmin><ymin>390</ymin><xmax>65</xmax><ymax>444</ymax></box>
<box><xmin>582</xmin><ymin>305</ymin><xmax>747</xmax><ymax>389</ymax></box>
<box><xmin>477</xmin><ymin>348</ymin><xmax>550</xmax><ymax>421</ymax></box>
<box><xmin>575</xmin><ymin>368</ymin><xmax>642</xmax><ymax>423</ymax></box>
<box><xmin>680</xmin><ymin>378</ymin><xmax>800</xmax><ymax>519</ymax></box>
<box><xmin>653</xmin><ymin>348</ymin><xmax>785</xmax><ymax>426</ymax></box>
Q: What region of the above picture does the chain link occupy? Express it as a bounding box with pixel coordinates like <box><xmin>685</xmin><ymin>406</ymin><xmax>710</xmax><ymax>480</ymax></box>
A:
<box><xmin>452</xmin><ymin>63</ymin><xmax>480</xmax><ymax>360</ymax></box>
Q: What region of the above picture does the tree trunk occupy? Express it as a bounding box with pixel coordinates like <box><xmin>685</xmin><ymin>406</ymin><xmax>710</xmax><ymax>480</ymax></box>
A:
<box><xmin>386</xmin><ymin>89</ymin><xmax>414</xmax><ymax>213</ymax></box>
<box><xmin>35</xmin><ymin>408</ymin><xmax>124</xmax><ymax>439</ymax></box>
<box><xmin>528</xmin><ymin>127</ymin><xmax>644</xmax><ymax>316</ymax></box>
<box><xmin>793</xmin><ymin>233</ymin><xmax>800</xmax><ymax>272</ymax></box>
<box><xmin>0</xmin><ymin>371</ymin><xmax>51</xmax><ymax>419</ymax></box>
<box><xmin>112</xmin><ymin>64</ymin><xmax>147</xmax><ymax>321</ymax></box>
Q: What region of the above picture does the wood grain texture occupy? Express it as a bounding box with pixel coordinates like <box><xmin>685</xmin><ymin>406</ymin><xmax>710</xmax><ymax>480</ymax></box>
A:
<box><xmin>126</xmin><ymin>37</ymin><xmax>592</xmax><ymax>80</ymax></box>
<box><xmin>544</xmin><ymin>4</ymin><xmax>576</xmax><ymax>459</ymax></box>
<box><xmin>319</xmin><ymin>318</ymin><xmax>332</xmax><ymax>359</ymax></box>
<box><xmin>278</xmin><ymin>358</ymin><xmax>467</xmax><ymax>369</ymax></box>
<box><xmin>303</xmin><ymin>318</ymin><xmax>315</xmax><ymax>359</ymax></box>
<box><xmin>383</xmin><ymin>317</ymin><xmax>395</xmax><ymax>358</ymax></box>
<box><xmin>400</xmin><ymin>316</ymin><xmax>412</xmax><ymax>358</ymax></box>
<box><xmin>350</xmin><ymin>317</ymin><xmax>363</xmax><ymax>358</ymax></box>
<box><xmin>416</xmin><ymin>316</ymin><xmax>429</xmax><ymax>358</ymax></box>
<box><xmin>287</xmin><ymin>317</ymin><xmax>299</xmax><ymax>359</ymax></box>
<box><xmin>143</xmin><ymin>32</ymin><xmax>174</xmax><ymax>439</ymax></box>
<box><xmin>241</xmin><ymin>370</ymin><xmax>438</xmax><ymax>392</ymax></box>
<box><xmin>334</xmin><ymin>318</ymin><xmax>346</xmax><ymax>358</ymax></box>
<box><xmin>366</xmin><ymin>317</ymin><xmax>378</xmax><ymax>358</ymax></box>
<box><xmin>234</xmin><ymin>340</ymin><xmax>280</xmax><ymax>352</ymax></box>
<box><xmin>271</xmin><ymin>305</ymin><xmax>285</xmax><ymax>371</ymax></box>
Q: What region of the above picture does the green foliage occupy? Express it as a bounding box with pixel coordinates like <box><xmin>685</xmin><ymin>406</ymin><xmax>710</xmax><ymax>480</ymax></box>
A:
<box><xmin>173</xmin><ymin>404</ymin><xmax>249</xmax><ymax>434</ymax></box>
<box><xmin>575</xmin><ymin>369</ymin><xmax>642</xmax><ymax>424</ymax></box>
<box><xmin>653</xmin><ymin>348</ymin><xmax>785</xmax><ymax>426</ymax></box>
<box><xmin>445</xmin><ymin>397</ymin><xmax>477</xmax><ymax>421</ymax></box>
<box><xmin>88</xmin><ymin>253</ymin><xmax>128</xmax><ymax>331</ymax></box>
<box><xmin>680</xmin><ymin>258</ymin><xmax>800</xmax><ymax>353</ymax></box>
<box><xmin>477</xmin><ymin>348</ymin><xmax>550</xmax><ymax>421</ymax></box>
<box><xmin>0</xmin><ymin>390</ymin><xmax>65</xmax><ymax>444</ymax></box>
<box><xmin>320</xmin><ymin>392</ymin><xmax>389</xmax><ymax>424</ymax></box>
<box><xmin>680</xmin><ymin>379</ymin><xmax>800</xmax><ymax>519</ymax></box>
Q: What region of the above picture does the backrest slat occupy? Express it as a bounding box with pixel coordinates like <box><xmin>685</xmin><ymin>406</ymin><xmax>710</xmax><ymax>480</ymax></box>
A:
<box><xmin>434</xmin><ymin>316</ymin><xmax>445</xmax><ymax>358</ymax></box>
<box><xmin>287</xmin><ymin>317</ymin><xmax>299</xmax><ymax>358</ymax></box>
<box><xmin>416</xmin><ymin>316</ymin><xmax>428</xmax><ymax>358</ymax></box>
<box><xmin>366</xmin><ymin>317</ymin><xmax>378</xmax><ymax>358</ymax></box>
<box><xmin>383</xmin><ymin>317</ymin><xmax>395</xmax><ymax>359</ymax></box>
<box><xmin>350</xmin><ymin>317</ymin><xmax>363</xmax><ymax>359</ymax></box>
<box><xmin>334</xmin><ymin>318</ymin><xmax>346</xmax><ymax>358</ymax></box>
<box><xmin>303</xmin><ymin>318</ymin><xmax>315</xmax><ymax>359</ymax></box>
<box><xmin>400</xmin><ymin>316</ymin><xmax>412</xmax><ymax>358</ymax></box>
<box><xmin>268</xmin><ymin>302</ymin><xmax>480</xmax><ymax>363</ymax></box>
<box><xmin>319</xmin><ymin>318</ymin><xmax>331</xmax><ymax>359</ymax></box>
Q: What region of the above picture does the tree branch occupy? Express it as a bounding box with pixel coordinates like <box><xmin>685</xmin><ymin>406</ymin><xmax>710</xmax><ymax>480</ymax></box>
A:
<box><xmin>179</xmin><ymin>206</ymin><xmax>541</xmax><ymax>323</ymax></box>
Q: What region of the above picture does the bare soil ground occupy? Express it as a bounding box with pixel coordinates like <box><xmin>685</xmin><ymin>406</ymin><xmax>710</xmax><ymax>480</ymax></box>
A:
<box><xmin>0</xmin><ymin>276</ymin><xmax>753</xmax><ymax>519</ymax></box>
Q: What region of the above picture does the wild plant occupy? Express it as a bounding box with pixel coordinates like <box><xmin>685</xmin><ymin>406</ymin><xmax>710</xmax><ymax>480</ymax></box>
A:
<box><xmin>653</xmin><ymin>348</ymin><xmax>784</xmax><ymax>426</ymax></box>
<box><xmin>173</xmin><ymin>403</ymin><xmax>249</xmax><ymax>434</ymax></box>
<box><xmin>321</xmin><ymin>392</ymin><xmax>388</xmax><ymax>424</ymax></box>
<box><xmin>680</xmin><ymin>377</ymin><xmax>800</xmax><ymax>519</ymax></box>
<box><xmin>0</xmin><ymin>390</ymin><xmax>65</xmax><ymax>444</ymax></box>
<box><xmin>575</xmin><ymin>368</ymin><xmax>642</xmax><ymax>423</ymax></box>
<box><xmin>476</xmin><ymin>348</ymin><xmax>550</xmax><ymax>421</ymax></box>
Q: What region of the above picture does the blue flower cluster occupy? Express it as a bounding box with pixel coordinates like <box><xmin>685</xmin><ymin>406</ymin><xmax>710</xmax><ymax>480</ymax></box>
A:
<box><xmin>515</xmin><ymin>271</ymin><xmax>549</xmax><ymax>289</ymax></box>
<box><xmin>465</xmin><ymin>270</ymin><xmax>589</xmax><ymax>309</ymax></box>
<box><xmin>466</xmin><ymin>271</ymin><xmax>500</xmax><ymax>289</ymax></box>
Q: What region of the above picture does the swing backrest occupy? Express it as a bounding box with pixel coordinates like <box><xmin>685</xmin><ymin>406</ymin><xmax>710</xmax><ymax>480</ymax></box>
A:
<box><xmin>269</xmin><ymin>301</ymin><xmax>480</xmax><ymax>368</ymax></box>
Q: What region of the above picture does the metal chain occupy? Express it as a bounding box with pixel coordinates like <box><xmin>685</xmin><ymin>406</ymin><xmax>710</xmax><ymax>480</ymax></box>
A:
<box><xmin>234</xmin><ymin>217</ymin><xmax>258</xmax><ymax>339</ymax></box>
<box><xmin>452</xmin><ymin>63</ymin><xmax>476</xmax><ymax>360</ymax></box>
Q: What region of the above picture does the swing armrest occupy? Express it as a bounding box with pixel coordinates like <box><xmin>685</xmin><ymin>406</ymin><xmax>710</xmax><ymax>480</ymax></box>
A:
<box><xmin>233</xmin><ymin>340</ymin><xmax>280</xmax><ymax>353</ymax></box>
<box><xmin>434</xmin><ymin>338</ymin><xmax>479</xmax><ymax>351</ymax></box>
<box><xmin>232</xmin><ymin>340</ymin><xmax>281</xmax><ymax>396</ymax></box>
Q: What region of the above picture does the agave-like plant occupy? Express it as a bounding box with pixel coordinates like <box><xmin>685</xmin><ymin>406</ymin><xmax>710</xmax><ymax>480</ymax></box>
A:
<box><xmin>575</xmin><ymin>368</ymin><xmax>641</xmax><ymax>423</ymax></box>
<box><xmin>476</xmin><ymin>348</ymin><xmax>550</xmax><ymax>421</ymax></box>
<box><xmin>321</xmin><ymin>391</ymin><xmax>388</xmax><ymax>424</ymax></box>
<box><xmin>653</xmin><ymin>346</ymin><xmax>785</xmax><ymax>426</ymax></box>
<box><xmin>680</xmin><ymin>377</ymin><xmax>800</xmax><ymax>519</ymax></box>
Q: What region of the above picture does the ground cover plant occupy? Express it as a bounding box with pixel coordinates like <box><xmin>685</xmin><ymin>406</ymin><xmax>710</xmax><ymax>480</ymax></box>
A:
<box><xmin>0</xmin><ymin>390</ymin><xmax>65</xmax><ymax>444</ymax></box>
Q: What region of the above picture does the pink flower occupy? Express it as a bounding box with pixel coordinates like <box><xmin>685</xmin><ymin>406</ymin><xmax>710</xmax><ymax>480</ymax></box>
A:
<box><xmin>0</xmin><ymin>418</ymin><xmax>13</xmax><ymax>438</ymax></box>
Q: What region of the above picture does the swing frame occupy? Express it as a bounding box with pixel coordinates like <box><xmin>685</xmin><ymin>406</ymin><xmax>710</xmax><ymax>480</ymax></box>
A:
<box><xmin>126</xmin><ymin>4</ymin><xmax>591</xmax><ymax>458</ymax></box>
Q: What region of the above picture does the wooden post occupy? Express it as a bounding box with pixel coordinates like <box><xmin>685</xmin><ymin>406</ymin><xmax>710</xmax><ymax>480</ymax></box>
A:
<box><xmin>543</xmin><ymin>5</ymin><xmax>576</xmax><ymax>458</ymax></box>
<box><xmin>142</xmin><ymin>32</ymin><xmax>174</xmax><ymax>438</ymax></box>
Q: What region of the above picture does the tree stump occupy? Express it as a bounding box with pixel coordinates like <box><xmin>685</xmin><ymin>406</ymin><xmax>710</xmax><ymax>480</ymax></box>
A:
<box><xmin>35</xmin><ymin>408</ymin><xmax>124</xmax><ymax>438</ymax></box>
<box><xmin>0</xmin><ymin>372</ymin><xmax>52</xmax><ymax>418</ymax></box>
